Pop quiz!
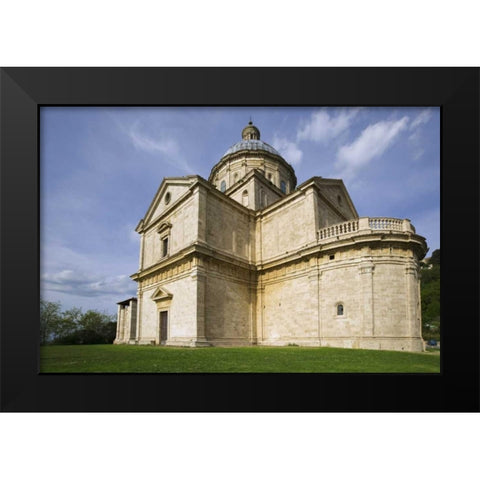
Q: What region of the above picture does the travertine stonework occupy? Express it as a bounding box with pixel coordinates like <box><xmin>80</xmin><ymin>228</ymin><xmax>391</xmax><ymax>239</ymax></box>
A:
<box><xmin>115</xmin><ymin>122</ymin><xmax>428</xmax><ymax>352</ymax></box>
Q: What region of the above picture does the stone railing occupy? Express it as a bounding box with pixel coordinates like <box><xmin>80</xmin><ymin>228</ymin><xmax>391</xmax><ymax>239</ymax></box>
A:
<box><xmin>318</xmin><ymin>217</ymin><xmax>415</xmax><ymax>241</ymax></box>
<box><xmin>368</xmin><ymin>217</ymin><xmax>404</xmax><ymax>231</ymax></box>
<box><xmin>318</xmin><ymin>220</ymin><xmax>359</xmax><ymax>239</ymax></box>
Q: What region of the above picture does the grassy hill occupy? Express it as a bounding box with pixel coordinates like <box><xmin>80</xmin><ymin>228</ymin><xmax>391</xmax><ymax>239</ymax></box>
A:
<box><xmin>40</xmin><ymin>344</ymin><xmax>440</xmax><ymax>373</ymax></box>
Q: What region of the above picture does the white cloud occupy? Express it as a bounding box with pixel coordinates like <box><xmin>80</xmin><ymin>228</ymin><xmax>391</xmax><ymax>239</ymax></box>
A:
<box><xmin>272</xmin><ymin>135</ymin><xmax>303</xmax><ymax>166</ymax></box>
<box><xmin>335</xmin><ymin>116</ymin><xmax>409</xmax><ymax>179</ymax></box>
<box><xmin>127</xmin><ymin>122</ymin><xmax>194</xmax><ymax>174</ymax></box>
<box><xmin>42</xmin><ymin>270</ymin><xmax>135</xmax><ymax>298</ymax></box>
<box><xmin>410</xmin><ymin>108</ymin><xmax>433</xmax><ymax>130</ymax></box>
<box><xmin>129</xmin><ymin>127</ymin><xmax>179</xmax><ymax>156</ymax></box>
<box><xmin>406</xmin><ymin>108</ymin><xmax>436</xmax><ymax>160</ymax></box>
<box><xmin>412</xmin><ymin>148</ymin><xmax>425</xmax><ymax>161</ymax></box>
<box><xmin>297</xmin><ymin>108</ymin><xmax>361</xmax><ymax>143</ymax></box>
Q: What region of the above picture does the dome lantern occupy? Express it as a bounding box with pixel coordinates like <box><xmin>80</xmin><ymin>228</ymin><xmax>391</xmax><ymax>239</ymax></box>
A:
<box><xmin>241</xmin><ymin>121</ymin><xmax>260</xmax><ymax>140</ymax></box>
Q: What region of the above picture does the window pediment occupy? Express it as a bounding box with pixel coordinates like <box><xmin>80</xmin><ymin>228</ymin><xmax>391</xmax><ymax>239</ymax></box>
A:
<box><xmin>157</xmin><ymin>222</ymin><xmax>172</xmax><ymax>235</ymax></box>
<box><xmin>151</xmin><ymin>286</ymin><xmax>173</xmax><ymax>302</ymax></box>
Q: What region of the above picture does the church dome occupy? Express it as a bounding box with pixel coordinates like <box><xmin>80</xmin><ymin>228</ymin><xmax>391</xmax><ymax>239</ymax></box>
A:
<box><xmin>208</xmin><ymin>121</ymin><xmax>297</xmax><ymax>195</ymax></box>
<box><xmin>221</xmin><ymin>121</ymin><xmax>281</xmax><ymax>158</ymax></box>
<box><xmin>222</xmin><ymin>138</ymin><xmax>282</xmax><ymax>158</ymax></box>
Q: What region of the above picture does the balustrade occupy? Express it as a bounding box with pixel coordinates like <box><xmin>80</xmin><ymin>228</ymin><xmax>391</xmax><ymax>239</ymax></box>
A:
<box><xmin>368</xmin><ymin>217</ymin><xmax>403</xmax><ymax>231</ymax></box>
<box><xmin>318</xmin><ymin>220</ymin><xmax>359</xmax><ymax>239</ymax></box>
<box><xmin>318</xmin><ymin>217</ymin><xmax>413</xmax><ymax>241</ymax></box>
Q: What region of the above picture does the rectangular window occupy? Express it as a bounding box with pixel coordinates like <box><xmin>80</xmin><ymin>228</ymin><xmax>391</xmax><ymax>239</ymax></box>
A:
<box><xmin>162</xmin><ymin>237</ymin><xmax>169</xmax><ymax>257</ymax></box>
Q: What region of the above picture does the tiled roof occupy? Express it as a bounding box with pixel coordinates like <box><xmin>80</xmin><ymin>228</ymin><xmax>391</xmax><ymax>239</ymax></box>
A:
<box><xmin>222</xmin><ymin>139</ymin><xmax>281</xmax><ymax>158</ymax></box>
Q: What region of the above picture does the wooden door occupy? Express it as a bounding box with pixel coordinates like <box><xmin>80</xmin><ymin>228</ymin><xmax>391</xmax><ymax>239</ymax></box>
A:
<box><xmin>160</xmin><ymin>311</ymin><xmax>168</xmax><ymax>345</ymax></box>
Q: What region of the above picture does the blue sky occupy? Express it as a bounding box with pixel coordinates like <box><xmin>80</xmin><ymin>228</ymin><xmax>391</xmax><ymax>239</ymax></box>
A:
<box><xmin>40</xmin><ymin>107</ymin><xmax>440</xmax><ymax>314</ymax></box>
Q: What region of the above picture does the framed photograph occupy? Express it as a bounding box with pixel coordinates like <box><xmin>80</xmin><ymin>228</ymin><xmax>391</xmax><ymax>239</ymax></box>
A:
<box><xmin>1</xmin><ymin>68</ymin><xmax>478</xmax><ymax>411</ymax></box>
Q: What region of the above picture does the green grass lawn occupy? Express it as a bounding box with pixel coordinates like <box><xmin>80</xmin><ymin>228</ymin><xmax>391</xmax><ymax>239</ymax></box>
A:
<box><xmin>40</xmin><ymin>344</ymin><xmax>440</xmax><ymax>373</ymax></box>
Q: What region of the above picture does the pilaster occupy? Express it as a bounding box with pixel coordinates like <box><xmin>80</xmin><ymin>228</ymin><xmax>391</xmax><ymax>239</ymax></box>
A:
<box><xmin>256</xmin><ymin>282</ymin><xmax>265</xmax><ymax>343</ymax></box>
<box><xmin>190</xmin><ymin>264</ymin><xmax>210</xmax><ymax>346</ymax></box>
<box><xmin>115</xmin><ymin>304</ymin><xmax>122</xmax><ymax>343</ymax></box>
<box><xmin>308</xmin><ymin>264</ymin><xmax>321</xmax><ymax>341</ymax></box>
<box><xmin>139</xmin><ymin>234</ymin><xmax>145</xmax><ymax>270</ymax></box>
<box><xmin>359</xmin><ymin>260</ymin><xmax>375</xmax><ymax>336</ymax></box>
<box><xmin>197</xmin><ymin>187</ymin><xmax>208</xmax><ymax>243</ymax></box>
<box><xmin>135</xmin><ymin>291</ymin><xmax>143</xmax><ymax>342</ymax></box>
<box><xmin>249</xmin><ymin>282</ymin><xmax>258</xmax><ymax>344</ymax></box>
<box><xmin>405</xmin><ymin>263</ymin><xmax>419</xmax><ymax>338</ymax></box>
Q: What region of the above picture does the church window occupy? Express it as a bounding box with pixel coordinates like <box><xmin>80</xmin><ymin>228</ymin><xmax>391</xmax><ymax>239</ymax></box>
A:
<box><xmin>157</xmin><ymin>222</ymin><xmax>172</xmax><ymax>258</ymax></box>
<box><xmin>220</xmin><ymin>180</ymin><xmax>226</xmax><ymax>192</ymax></box>
<box><xmin>268</xmin><ymin>173</ymin><xmax>272</xmax><ymax>181</ymax></box>
<box><xmin>329</xmin><ymin>254</ymin><xmax>335</xmax><ymax>260</ymax></box>
<box><xmin>280</xmin><ymin>180</ymin><xmax>286</xmax><ymax>194</ymax></box>
<box><xmin>234</xmin><ymin>173</ymin><xmax>238</xmax><ymax>183</ymax></box>
<box><xmin>337</xmin><ymin>195</ymin><xmax>342</xmax><ymax>205</ymax></box>
<box><xmin>242</xmin><ymin>190</ymin><xmax>249</xmax><ymax>207</ymax></box>
<box><xmin>337</xmin><ymin>304</ymin><xmax>344</xmax><ymax>316</ymax></box>
<box><xmin>162</xmin><ymin>236</ymin><xmax>169</xmax><ymax>257</ymax></box>
<box><xmin>165</xmin><ymin>192</ymin><xmax>171</xmax><ymax>205</ymax></box>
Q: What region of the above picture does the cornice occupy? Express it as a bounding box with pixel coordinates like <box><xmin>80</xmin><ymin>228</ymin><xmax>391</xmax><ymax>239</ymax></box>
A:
<box><xmin>258</xmin><ymin>230</ymin><xmax>428</xmax><ymax>271</ymax></box>
<box><xmin>131</xmin><ymin>241</ymin><xmax>255</xmax><ymax>282</ymax></box>
<box><xmin>208</xmin><ymin>149</ymin><xmax>297</xmax><ymax>186</ymax></box>
<box><xmin>132</xmin><ymin>227</ymin><xmax>427</xmax><ymax>283</ymax></box>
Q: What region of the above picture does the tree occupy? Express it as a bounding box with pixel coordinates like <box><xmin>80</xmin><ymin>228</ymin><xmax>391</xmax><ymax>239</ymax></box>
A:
<box><xmin>40</xmin><ymin>300</ymin><xmax>62</xmax><ymax>345</ymax></box>
<box><xmin>52</xmin><ymin>307</ymin><xmax>82</xmax><ymax>344</ymax></box>
<box><xmin>430</xmin><ymin>249</ymin><xmax>440</xmax><ymax>266</ymax></box>
<box><xmin>420</xmin><ymin>249</ymin><xmax>440</xmax><ymax>341</ymax></box>
<box><xmin>40</xmin><ymin>301</ymin><xmax>117</xmax><ymax>345</ymax></box>
<box><xmin>76</xmin><ymin>310</ymin><xmax>115</xmax><ymax>344</ymax></box>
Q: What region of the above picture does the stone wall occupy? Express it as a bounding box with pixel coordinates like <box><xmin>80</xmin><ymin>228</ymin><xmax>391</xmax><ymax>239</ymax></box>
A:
<box><xmin>149</xmin><ymin>183</ymin><xmax>192</xmax><ymax>224</ymax></box>
<box><xmin>228</xmin><ymin>176</ymin><xmax>257</xmax><ymax>209</ymax></box>
<box><xmin>317</xmin><ymin>194</ymin><xmax>348</xmax><ymax>228</ymax></box>
<box><xmin>253</xmin><ymin>243</ymin><xmax>424</xmax><ymax>351</ymax></box>
<box><xmin>259</xmin><ymin>267</ymin><xmax>319</xmax><ymax>346</ymax></box>
<box><xmin>137</xmin><ymin>273</ymin><xmax>198</xmax><ymax>345</ymax></box>
<box><xmin>142</xmin><ymin>195</ymin><xmax>198</xmax><ymax>269</ymax></box>
<box><xmin>204</xmin><ymin>266</ymin><xmax>252</xmax><ymax>345</ymax></box>
<box><xmin>205</xmin><ymin>192</ymin><xmax>253</xmax><ymax>261</ymax></box>
<box><xmin>259</xmin><ymin>193</ymin><xmax>317</xmax><ymax>262</ymax></box>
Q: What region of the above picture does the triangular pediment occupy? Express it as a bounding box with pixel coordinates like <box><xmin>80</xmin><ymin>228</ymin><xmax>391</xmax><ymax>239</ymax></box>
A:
<box><xmin>139</xmin><ymin>176</ymin><xmax>198</xmax><ymax>231</ymax></box>
<box><xmin>311</xmin><ymin>177</ymin><xmax>358</xmax><ymax>219</ymax></box>
<box><xmin>151</xmin><ymin>286</ymin><xmax>173</xmax><ymax>302</ymax></box>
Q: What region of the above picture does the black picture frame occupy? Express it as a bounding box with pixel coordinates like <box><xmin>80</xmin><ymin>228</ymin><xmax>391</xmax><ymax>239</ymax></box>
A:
<box><xmin>1</xmin><ymin>67</ymin><xmax>478</xmax><ymax>412</ymax></box>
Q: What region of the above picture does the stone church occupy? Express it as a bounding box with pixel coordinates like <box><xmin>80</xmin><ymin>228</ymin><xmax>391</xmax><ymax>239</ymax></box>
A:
<box><xmin>115</xmin><ymin>121</ymin><xmax>428</xmax><ymax>352</ymax></box>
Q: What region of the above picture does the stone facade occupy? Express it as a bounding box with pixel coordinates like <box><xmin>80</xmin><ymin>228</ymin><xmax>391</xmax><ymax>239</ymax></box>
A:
<box><xmin>115</xmin><ymin>122</ymin><xmax>428</xmax><ymax>352</ymax></box>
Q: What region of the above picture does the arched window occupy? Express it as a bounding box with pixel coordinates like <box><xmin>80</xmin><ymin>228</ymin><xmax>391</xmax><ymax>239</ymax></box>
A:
<box><xmin>220</xmin><ymin>180</ymin><xmax>226</xmax><ymax>193</ymax></box>
<box><xmin>280</xmin><ymin>180</ymin><xmax>287</xmax><ymax>194</ymax></box>
<box><xmin>162</xmin><ymin>236</ymin><xmax>169</xmax><ymax>257</ymax></box>
<box><xmin>242</xmin><ymin>190</ymin><xmax>249</xmax><ymax>207</ymax></box>
<box><xmin>337</xmin><ymin>304</ymin><xmax>344</xmax><ymax>316</ymax></box>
